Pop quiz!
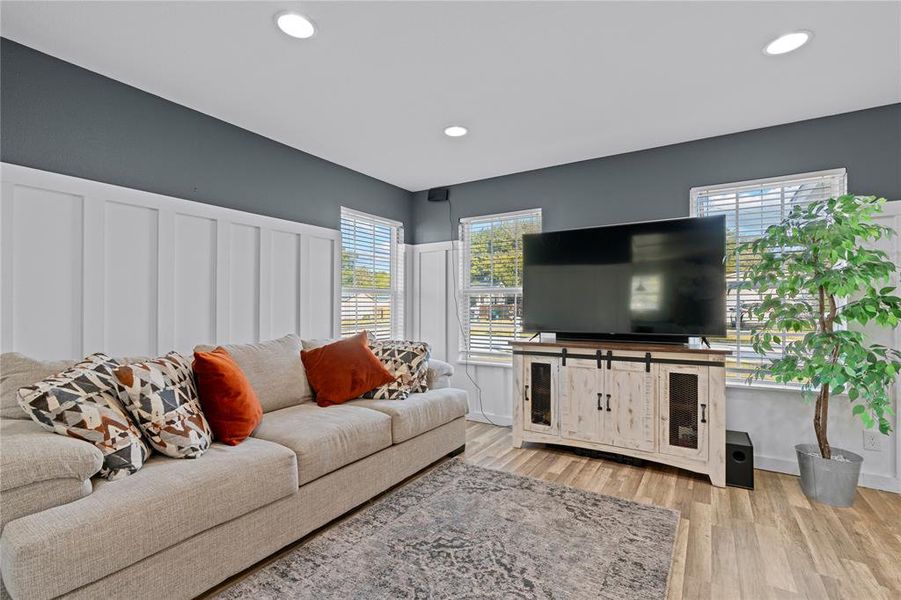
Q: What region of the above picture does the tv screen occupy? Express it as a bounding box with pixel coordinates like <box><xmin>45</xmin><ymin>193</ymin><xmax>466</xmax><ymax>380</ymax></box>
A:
<box><xmin>523</xmin><ymin>216</ymin><xmax>726</xmax><ymax>337</ymax></box>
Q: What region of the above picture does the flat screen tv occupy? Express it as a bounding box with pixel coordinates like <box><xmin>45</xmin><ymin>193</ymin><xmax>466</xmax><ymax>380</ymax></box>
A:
<box><xmin>523</xmin><ymin>215</ymin><xmax>726</xmax><ymax>341</ymax></box>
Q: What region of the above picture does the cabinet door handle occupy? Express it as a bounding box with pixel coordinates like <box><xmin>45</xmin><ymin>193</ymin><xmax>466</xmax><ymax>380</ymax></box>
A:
<box><xmin>524</xmin><ymin>384</ymin><xmax>529</xmax><ymax>403</ymax></box>
<box><xmin>597</xmin><ymin>392</ymin><xmax>602</xmax><ymax>411</ymax></box>
<box><xmin>700</xmin><ymin>403</ymin><xmax>707</xmax><ymax>424</ymax></box>
<box><xmin>606</xmin><ymin>393</ymin><xmax>612</xmax><ymax>412</ymax></box>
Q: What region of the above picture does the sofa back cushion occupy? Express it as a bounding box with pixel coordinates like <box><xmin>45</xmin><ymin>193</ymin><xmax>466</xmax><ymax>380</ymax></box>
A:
<box><xmin>0</xmin><ymin>353</ymin><xmax>76</xmax><ymax>420</ymax></box>
<box><xmin>194</xmin><ymin>334</ymin><xmax>311</xmax><ymax>412</ymax></box>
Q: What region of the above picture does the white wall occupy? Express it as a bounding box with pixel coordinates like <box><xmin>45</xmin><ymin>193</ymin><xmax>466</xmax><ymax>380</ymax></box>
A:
<box><xmin>0</xmin><ymin>163</ymin><xmax>340</xmax><ymax>360</ymax></box>
<box><xmin>409</xmin><ymin>202</ymin><xmax>901</xmax><ymax>492</ymax></box>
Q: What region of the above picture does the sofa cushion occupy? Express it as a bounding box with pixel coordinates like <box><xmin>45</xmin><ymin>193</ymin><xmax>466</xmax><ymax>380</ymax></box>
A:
<box><xmin>16</xmin><ymin>353</ymin><xmax>150</xmax><ymax>480</ymax></box>
<box><xmin>0</xmin><ymin>354</ymin><xmax>76</xmax><ymax>420</ymax></box>
<box><xmin>195</xmin><ymin>334</ymin><xmax>311</xmax><ymax>412</ymax></box>
<box><xmin>0</xmin><ymin>419</ymin><xmax>102</xmax><ymax>492</ymax></box>
<box><xmin>348</xmin><ymin>388</ymin><xmax>469</xmax><ymax>443</ymax></box>
<box><xmin>0</xmin><ymin>419</ymin><xmax>101</xmax><ymax>529</ymax></box>
<box><xmin>0</xmin><ymin>438</ymin><xmax>297</xmax><ymax>600</ymax></box>
<box><xmin>1</xmin><ymin>478</ymin><xmax>91</xmax><ymax>533</ymax></box>
<box><xmin>114</xmin><ymin>352</ymin><xmax>212</xmax><ymax>458</ymax></box>
<box><xmin>253</xmin><ymin>403</ymin><xmax>392</xmax><ymax>485</ymax></box>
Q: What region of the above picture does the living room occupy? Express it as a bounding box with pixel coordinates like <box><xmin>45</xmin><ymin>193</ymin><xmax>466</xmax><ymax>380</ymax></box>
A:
<box><xmin>1</xmin><ymin>2</ymin><xmax>899</xmax><ymax>599</ymax></box>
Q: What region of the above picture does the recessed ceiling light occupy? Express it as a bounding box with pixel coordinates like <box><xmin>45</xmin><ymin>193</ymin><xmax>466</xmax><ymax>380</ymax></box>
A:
<box><xmin>276</xmin><ymin>12</ymin><xmax>316</xmax><ymax>39</ymax></box>
<box><xmin>764</xmin><ymin>31</ymin><xmax>811</xmax><ymax>55</ymax></box>
<box><xmin>444</xmin><ymin>126</ymin><xmax>468</xmax><ymax>138</ymax></box>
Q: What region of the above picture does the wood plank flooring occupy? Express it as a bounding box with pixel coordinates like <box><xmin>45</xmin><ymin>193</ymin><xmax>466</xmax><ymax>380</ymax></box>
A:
<box><xmin>461</xmin><ymin>422</ymin><xmax>901</xmax><ymax>600</ymax></box>
<box><xmin>209</xmin><ymin>421</ymin><xmax>901</xmax><ymax>600</ymax></box>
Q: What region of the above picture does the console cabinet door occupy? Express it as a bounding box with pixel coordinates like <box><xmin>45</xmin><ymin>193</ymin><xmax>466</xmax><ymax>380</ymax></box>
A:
<box><xmin>658</xmin><ymin>364</ymin><xmax>709</xmax><ymax>460</ymax></box>
<box><xmin>522</xmin><ymin>356</ymin><xmax>559</xmax><ymax>435</ymax></box>
<box><xmin>605</xmin><ymin>361</ymin><xmax>656</xmax><ymax>452</ymax></box>
<box><xmin>560</xmin><ymin>360</ymin><xmax>604</xmax><ymax>443</ymax></box>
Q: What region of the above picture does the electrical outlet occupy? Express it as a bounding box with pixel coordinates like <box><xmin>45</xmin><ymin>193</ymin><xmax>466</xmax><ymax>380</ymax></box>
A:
<box><xmin>863</xmin><ymin>430</ymin><xmax>882</xmax><ymax>452</ymax></box>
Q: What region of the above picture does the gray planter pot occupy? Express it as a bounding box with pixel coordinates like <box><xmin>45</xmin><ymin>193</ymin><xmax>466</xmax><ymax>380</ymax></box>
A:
<box><xmin>795</xmin><ymin>443</ymin><xmax>863</xmax><ymax>507</ymax></box>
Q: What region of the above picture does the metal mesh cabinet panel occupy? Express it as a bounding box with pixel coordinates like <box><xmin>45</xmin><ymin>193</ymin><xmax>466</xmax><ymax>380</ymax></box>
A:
<box><xmin>668</xmin><ymin>372</ymin><xmax>699</xmax><ymax>449</ymax></box>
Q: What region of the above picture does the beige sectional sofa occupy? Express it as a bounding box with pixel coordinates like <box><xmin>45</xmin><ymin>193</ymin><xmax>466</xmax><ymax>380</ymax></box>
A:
<box><xmin>0</xmin><ymin>339</ymin><xmax>467</xmax><ymax>600</ymax></box>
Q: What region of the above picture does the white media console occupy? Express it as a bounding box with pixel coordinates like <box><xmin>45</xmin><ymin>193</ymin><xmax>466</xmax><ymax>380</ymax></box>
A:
<box><xmin>512</xmin><ymin>339</ymin><xmax>728</xmax><ymax>487</ymax></box>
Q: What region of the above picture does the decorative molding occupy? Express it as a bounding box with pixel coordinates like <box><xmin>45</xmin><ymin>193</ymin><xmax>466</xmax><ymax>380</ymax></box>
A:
<box><xmin>0</xmin><ymin>163</ymin><xmax>340</xmax><ymax>359</ymax></box>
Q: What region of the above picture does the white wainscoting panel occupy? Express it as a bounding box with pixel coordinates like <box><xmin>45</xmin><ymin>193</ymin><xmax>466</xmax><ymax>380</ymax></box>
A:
<box><xmin>228</xmin><ymin>223</ymin><xmax>261</xmax><ymax>345</ymax></box>
<box><xmin>301</xmin><ymin>234</ymin><xmax>339</xmax><ymax>340</ymax></box>
<box><xmin>104</xmin><ymin>201</ymin><xmax>159</xmax><ymax>358</ymax></box>
<box><xmin>174</xmin><ymin>214</ymin><xmax>217</xmax><ymax>353</ymax></box>
<box><xmin>413</xmin><ymin>244</ymin><xmax>449</xmax><ymax>361</ymax></box>
<box><xmin>0</xmin><ymin>163</ymin><xmax>341</xmax><ymax>359</ymax></box>
<box><xmin>3</xmin><ymin>185</ymin><xmax>84</xmax><ymax>360</ymax></box>
<box><xmin>269</xmin><ymin>230</ymin><xmax>301</xmax><ymax>339</ymax></box>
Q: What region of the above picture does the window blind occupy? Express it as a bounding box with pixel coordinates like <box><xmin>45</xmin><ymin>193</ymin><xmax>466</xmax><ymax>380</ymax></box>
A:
<box><xmin>691</xmin><ymin>169</ymin><xmax>847</xmax><ymax>381</ymax></box>
<box><xmin>340</xmin><ymin>208</ymin><xmax>404</xmax><ymax>341</ymax></box>
<box><xmin>459</xmin><ymin>209</ymin><xmax>541</xmax><ymax>360</ymax></box>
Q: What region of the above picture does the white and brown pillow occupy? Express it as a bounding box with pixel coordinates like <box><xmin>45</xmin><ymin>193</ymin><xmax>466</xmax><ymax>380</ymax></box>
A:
<box><xmin>361</xmin><ymin>340</ymin><xmax>431</xmax><ymax>400</ymax></box>
<box><xmin>114</xmin><ymin>352</ymin><xmax>212</xmax><ymax>458</ymax></box>
<box><xmin>17</xmin><ymin>353</ymin><xmax>150</xmax><ymax>480</ymax></box>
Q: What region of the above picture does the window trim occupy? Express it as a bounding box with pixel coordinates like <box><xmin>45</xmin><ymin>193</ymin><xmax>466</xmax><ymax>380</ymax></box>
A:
<box><xmin>689</xmin><ymin>168</ymin><xmax>847</xmax><ymax>386</ymax></box>
<box><xmin>457</xmin><ymin>208</ymin><xmax>542</xmax><ymax>362</ymax></box>
<box><xmin>339</xmin><ymin>207</ymin><xmax>405</xmax><ymax>340</ymax></box>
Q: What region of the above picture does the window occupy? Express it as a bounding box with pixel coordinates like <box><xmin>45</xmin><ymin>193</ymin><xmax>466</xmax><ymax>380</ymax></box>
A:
<box><xmin>691</xmin><ymin>169</ymin><xmax>847</xmax><ymax>382</ymax></box>
<box><xmin>459</xmin><ymin>209</ymin><xmax>542</xmax><ymax>361</ymax></box>
<box><xmin>340</xmin><ymin>208</ymin><xmax>404</xmax><ymax>341</ymax></box>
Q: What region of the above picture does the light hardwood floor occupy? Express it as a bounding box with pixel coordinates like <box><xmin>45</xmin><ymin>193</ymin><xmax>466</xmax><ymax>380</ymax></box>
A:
<box><xmin>210</xmin><ymin>421</ymin><xmax>901</xmax><ymax>600</ymax></box>
<box><xmin>461</xmin><ymin>421</ymin><xmax>901</xmax><ymax>600</ymax></box>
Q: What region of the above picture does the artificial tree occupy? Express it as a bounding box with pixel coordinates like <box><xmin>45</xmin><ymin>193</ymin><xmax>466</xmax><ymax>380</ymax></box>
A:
<box><xmin>739</xmin><ymin>195</ymin><xmax>901</xmax><ymax>459</ymax></box>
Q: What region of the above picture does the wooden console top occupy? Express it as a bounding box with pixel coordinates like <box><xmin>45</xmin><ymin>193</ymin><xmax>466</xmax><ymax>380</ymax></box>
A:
<box><xmin>510</xmin><ymin>339</ymin><xmax>731</xmax><ymax>356</ymax></box>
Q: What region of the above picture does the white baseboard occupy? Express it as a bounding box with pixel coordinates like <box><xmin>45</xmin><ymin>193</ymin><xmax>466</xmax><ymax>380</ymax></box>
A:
<box><xmin>465</xmin><ymin>412</ymin><xmax>513</xmax><ymax>427</ymax></box>
<box><xmin>754</xmin><ymin>455</ymin><xmax>900</xmax><ymax>493</ymax></box>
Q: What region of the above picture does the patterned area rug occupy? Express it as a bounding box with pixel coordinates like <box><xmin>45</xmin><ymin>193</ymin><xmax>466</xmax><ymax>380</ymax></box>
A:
<box><xmin>216</xmin><ymin>459</ymin><xmax>679</xmax><ymax>600</ymax></box>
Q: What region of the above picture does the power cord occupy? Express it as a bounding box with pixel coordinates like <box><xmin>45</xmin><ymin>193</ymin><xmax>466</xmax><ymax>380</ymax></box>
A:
<box><xmin>446</xmin><ymin>197</ymin><xmax>507</xmax><ymax>428</ymax></box>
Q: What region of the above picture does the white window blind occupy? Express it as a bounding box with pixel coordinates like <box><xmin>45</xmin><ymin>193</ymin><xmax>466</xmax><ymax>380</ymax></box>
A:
<box><xmin>340</xmin><ymin>208</ymin><xmax>404</xmax><ymax>341</ymax></box>
<box><xmin>459</xmin><ymin>209</ymin><xmax>542</xmax><ymax>361</ymax></box>
<box><xmin>691</xmin><ymin>169</ymin><xmax>847</xmax><ymax>382</ymax></box>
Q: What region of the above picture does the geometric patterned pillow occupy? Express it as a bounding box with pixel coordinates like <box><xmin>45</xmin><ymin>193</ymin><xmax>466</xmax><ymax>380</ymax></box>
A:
<box><xmin>17</xmin><ymin>353</ymin><xmax>151</xmax><ymax>480</ymax></box>
<box><xmin>361</xmin><ymin>340</ymin><xmax>431</xmax><ymax>400</ymax></box>
<box><xmin>114</xmin><ymin>352</ymin><xmax>212</xmax><ymax>459</ymax></box>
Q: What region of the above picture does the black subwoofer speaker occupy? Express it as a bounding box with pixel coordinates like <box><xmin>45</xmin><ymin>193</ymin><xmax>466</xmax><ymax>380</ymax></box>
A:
<box><xmin>726</xmin><ymin>430</ymin><xmax>754</xmax><ymax>489</ymax></box>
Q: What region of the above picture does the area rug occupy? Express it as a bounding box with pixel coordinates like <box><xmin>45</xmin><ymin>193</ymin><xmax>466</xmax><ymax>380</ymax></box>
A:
<box><xmin>216</xmin><ymin>459</ymin><xmax>679</xmax><ymax>599</ymax></box>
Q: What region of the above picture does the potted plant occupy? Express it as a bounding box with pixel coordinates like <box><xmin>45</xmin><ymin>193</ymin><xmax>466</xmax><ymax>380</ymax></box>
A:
<box><xmin>739</xmin><ymin>194</ymin><xmax>901</xmax><ymax>507</ymax></box>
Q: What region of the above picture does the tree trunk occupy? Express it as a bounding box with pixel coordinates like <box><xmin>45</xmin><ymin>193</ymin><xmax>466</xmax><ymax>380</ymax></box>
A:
<box><xmin>814</xmin><ymin>384</ymin><xmax>831</xmax><ymax>459</ymax></box>
<box><xmin>813</xmin><ymin>286</ymin><xmax>836</xmax><ymax>459</ymax></box>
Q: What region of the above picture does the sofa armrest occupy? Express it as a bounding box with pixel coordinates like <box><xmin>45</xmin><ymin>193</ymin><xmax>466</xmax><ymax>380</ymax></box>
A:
<box><xmin>427</xmin><ymin>359</ymin><xmax>454</xmax><ymax>390</ymax></box>
<box><xmin>0</xmin><ymin>420</ymin><xmax>101</xmax><ymax>527</ymax></box>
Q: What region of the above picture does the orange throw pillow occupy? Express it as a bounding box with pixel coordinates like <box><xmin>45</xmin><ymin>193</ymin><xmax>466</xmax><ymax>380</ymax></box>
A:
<box><xmin>301</xmin><ymin>332</ymin><xmax>395</xmax><ymax>407</ymax></box>
<box><xmin>193</xmin><ymin>348</ymin><xmax>263</xmax><ymax>445</ymax></box>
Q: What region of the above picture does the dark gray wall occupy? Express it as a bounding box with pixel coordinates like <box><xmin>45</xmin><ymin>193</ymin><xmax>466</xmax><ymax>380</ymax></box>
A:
<box><xmin>4</xmin><ymin>38</ymin><xmax>898</xmax><ymax>244</ymax></box>
<box><xmin>413</xmin><ymin>103</ymin><xmax>901</xmax><ymax>243</ymax></box>
<box><xmin>0</xmin><ymin>38</ymin><xmax>412</xmax><ymax>230</ymax></box>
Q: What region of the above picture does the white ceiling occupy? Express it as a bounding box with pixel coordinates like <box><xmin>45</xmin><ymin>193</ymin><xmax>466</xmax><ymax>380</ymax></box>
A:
<box><xmin>2</xmin><ymin>1</ymin><xmax>899</xmax><ymax>191</ymax></box>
